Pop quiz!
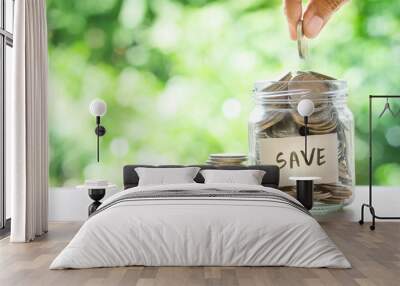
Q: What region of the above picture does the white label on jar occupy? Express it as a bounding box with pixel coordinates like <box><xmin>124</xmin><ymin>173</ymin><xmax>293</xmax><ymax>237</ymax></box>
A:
<box><xmin>259</xmin><ymin>133</ymin><xmax>338</xmax><ymax>187</ymax></box>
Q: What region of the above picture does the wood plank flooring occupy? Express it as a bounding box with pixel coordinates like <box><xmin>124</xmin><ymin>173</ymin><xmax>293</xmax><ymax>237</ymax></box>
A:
<box><xmin>0</xmin><ymin>222</ymin><xmax>399</xmax><ymax>286</ymax></box>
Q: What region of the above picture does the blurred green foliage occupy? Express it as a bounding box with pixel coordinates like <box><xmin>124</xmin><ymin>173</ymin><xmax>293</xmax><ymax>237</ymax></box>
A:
<box><xmin>47</xmin><ymin>0</ymin><xmax>400</xmax><ymax>187</ymax></box>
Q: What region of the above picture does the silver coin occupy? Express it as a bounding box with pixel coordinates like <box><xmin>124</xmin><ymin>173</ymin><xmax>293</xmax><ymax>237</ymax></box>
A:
<box><xmin>291</xmin><ymin>108</ymin><xmax>337</xmax><ymax>127</ymax></box>
<box><xmin>255</xmin><ymin>111</ymin><xmax>286</xmax><ymax>131</ymax></box>
<box><xmin>309</xmin><ymin>71</ymin><xmax>336</xmax><ymax>80</ymax></box>
<box><xmin>261</xmin><ymin>72</ymin><xmax>293</xmax><ymax>92</ymax></box>
<box><xmin>297</xmin><ymin>20</ymin><xmax>307</xmax><ymax>59</ymax></box>
<box><xmin>314</xmin><ymin>192</ymin><xmax>332</xmax><ymax>200</ymax></box>
<box><xmin>265</xmin><ymin>115</ymin><xmax>299</xmax><ymax>138</ymax></box>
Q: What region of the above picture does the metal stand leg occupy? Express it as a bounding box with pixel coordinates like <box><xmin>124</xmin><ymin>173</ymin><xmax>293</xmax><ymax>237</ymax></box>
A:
<box><xmin>370</xmin><ymin>207</ymin><xmax>376</xmax><ymax>231</ymax></box>
<box><xmin>359</xmin><ymin>201</ymin><xmax>400</xmax><ymax>231</ymax></box>
<box><xmin>359</xmin><ymin>204</ymin><xmax>365</xmax><ymax>225</ymax></box>
<box><xmin>359</xmin><ymin>204</ymin><xmax>375</xmax><ymax>230</ymax></box>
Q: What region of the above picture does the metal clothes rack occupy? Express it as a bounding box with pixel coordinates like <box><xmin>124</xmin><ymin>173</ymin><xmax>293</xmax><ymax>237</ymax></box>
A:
<box><xmin>359</xmin><ymin>95</ymin><xmax>400</xmax><ymax>230</ymax></box>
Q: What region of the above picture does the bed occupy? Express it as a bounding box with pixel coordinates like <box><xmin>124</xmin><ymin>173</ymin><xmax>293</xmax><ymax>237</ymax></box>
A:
<box><xmin>50</xmin><ymin>165</ymin><xmax>350</xmax><ymax>269</ymax></box>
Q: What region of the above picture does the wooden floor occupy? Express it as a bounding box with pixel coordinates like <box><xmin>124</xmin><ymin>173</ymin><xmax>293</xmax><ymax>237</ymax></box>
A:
<box><xmin>0</xmin><ymin>222</ymin><xmax>399</xmax><ymax>286</ymax></box>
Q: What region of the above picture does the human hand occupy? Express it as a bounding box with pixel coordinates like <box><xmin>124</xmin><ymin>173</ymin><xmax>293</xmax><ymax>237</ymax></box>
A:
<box><xmin>284</xmin><ymin>0</ymin><xmax>349</xmax><ymax>40</ymax></box>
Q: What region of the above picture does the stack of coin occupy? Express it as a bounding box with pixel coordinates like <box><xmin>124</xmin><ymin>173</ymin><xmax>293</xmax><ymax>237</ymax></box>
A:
<box><xmin>291</xmin><ymin>107</ymin><xmax>338</xmax><ymax>134</ymax></box>
<box><xmin>317</xmin><ymin>184</ymin><xmax>353</xmax><ymax>204</ymax></box>
<box><xmin>206</xmin><ymin>154</ymin><xmax>247</xmax><ymax>166</ymax></box>
<box><xmin>280</xmin><ymin>186</ymin><xmax>333</xmax><ymax>201</ymax></box>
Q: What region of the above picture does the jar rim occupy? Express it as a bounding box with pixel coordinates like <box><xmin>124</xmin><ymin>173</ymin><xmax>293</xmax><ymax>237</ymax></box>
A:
<box><xmin>253</xmin><ymin>80</ymin><xmax>347</xmax><ymax>104</ymax></box>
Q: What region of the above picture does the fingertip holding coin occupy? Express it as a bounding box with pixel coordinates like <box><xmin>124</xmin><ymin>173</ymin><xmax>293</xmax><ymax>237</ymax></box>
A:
<box><xmin>297</xmin><ymin>20</ymin><xmax>308</xmax><ymax>60</ymax></box>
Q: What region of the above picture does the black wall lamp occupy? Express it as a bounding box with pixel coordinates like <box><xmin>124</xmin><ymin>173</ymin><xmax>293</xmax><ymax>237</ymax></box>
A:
<box><xmin>297</xmin><ymin>99</ymin><xmax>315</xmax><ymax>158</ymax></box>
<box><xmin>89</xmin><ymin>99</ymin><xmax>107</xmax><ymax>162</ymax></box>
<box><xmin>291</xmin><ymin>99</ymin><xmax>316</xmax><ymax>210</ymax></box>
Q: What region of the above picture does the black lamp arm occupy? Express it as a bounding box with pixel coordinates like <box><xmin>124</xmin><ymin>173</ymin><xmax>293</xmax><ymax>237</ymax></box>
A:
<box><xmin>304</xmin><ymin>116</ymin><xmax>308</xmax><ymax>159</ymax></box>
<box><xmin>94</xmin><ymin>116</ymin><xmax>106</xmax><ymax>162</ymax></box>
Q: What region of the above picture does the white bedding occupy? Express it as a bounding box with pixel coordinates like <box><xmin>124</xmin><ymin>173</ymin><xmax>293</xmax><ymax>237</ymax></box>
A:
<box><xmin>50</xmin><ymin>183</ymin><xmax>350</xmax><ymax>269</ymax></box>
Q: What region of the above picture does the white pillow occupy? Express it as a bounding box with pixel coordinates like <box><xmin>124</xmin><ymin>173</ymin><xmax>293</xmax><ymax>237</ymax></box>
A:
<box><xmin>200</xmin><ymin>169</ymin><xmax>266</xmax><ymax>185</ymax></box>
<box><xmin>135</xmin><ymin>167</ymin><xmax>200</xmax><ymax>186</ymax></box>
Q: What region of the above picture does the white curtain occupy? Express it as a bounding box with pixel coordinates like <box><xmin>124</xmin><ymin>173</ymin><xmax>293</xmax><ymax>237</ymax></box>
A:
<box><xmin>8</xmin><ymin>0</ymin><xmax>49</xmax><ymax>242</ymax></box>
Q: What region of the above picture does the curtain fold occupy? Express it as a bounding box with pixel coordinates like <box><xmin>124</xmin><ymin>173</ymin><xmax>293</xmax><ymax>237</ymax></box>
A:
<box><xmin>8</xmin><ymin>0</ymin><xmax>49</xmax><ymax>242</ymax></box>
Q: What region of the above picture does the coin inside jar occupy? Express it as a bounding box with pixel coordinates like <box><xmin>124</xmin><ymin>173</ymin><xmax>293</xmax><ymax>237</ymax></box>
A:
<box><xmin>250</xmin><ymin>72</ymin><xmax>355</xmax><ymax>210</ymax></box>
<box><xmin>297</xmin><ymin>20</ymin><xmax>307</xmax><ymax>59</ymax></box>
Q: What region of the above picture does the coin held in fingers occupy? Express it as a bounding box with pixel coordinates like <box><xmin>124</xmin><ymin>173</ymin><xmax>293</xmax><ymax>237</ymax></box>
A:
<box><xmin>297</xmin><ymin>20</ymin><xmax>308</xmax><ymax>59</ymax></box>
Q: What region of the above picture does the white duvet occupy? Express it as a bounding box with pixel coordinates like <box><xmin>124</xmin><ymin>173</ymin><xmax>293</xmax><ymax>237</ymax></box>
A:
<box><xmin>50</xmin><ymin>183</ymin><xmax>350</xmax><ymax>269</ymax></box>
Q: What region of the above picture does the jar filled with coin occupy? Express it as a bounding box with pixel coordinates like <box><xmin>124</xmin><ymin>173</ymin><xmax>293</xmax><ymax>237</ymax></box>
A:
<box><xmin>248</xmin><ymin>71</ymin><xmax>355</xmax><ymax>214</ymax></box>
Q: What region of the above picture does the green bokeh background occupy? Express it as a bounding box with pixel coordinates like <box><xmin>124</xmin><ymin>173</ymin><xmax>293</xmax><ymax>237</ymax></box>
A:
<box><xmin>47</xmin><ymin>0</ymin><xmax>400</xmax><ymax>187</ymax></box>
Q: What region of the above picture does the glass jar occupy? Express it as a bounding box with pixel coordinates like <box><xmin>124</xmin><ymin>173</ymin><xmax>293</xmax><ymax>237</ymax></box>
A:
<box><xmin>249</xmin><ymin>78</ymin><xmax>355</xmax><ymax>214</ymax></box>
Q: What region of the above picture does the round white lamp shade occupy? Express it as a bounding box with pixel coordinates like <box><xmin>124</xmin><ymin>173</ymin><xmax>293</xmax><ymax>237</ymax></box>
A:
<box><xmin>89</xmin><ymin>99</ymin><xmax>107</xmax><ymax>117</ymax></box>
<box><xmin>297</xmin><ymin>99</ymin><xmax>315</xmax><ymax>117</ymax></box>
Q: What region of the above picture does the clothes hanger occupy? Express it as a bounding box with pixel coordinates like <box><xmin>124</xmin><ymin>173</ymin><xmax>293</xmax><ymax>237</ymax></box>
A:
<box><xmin>378</xmin><ymin>98</ymin><xmax>396</xmax><ymax>118</ymax></box>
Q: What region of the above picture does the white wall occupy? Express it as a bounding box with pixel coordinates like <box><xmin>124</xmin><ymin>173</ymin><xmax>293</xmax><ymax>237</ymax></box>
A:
<box><xmin>48</xmin><ymin>186</ymin><xmax>400</xmax><ymax>222</ymax></box>
<box><xmin>49</xmin><ymin>187</ymin><xmax>119</xmax><ymax>221</ymax></box>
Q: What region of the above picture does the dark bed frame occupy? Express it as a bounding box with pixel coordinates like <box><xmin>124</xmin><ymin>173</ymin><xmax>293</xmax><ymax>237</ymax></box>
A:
<box><xmin>123</xmin><ymin>165</ymin><xmax>280</xmax><ymax>190</ymax></box>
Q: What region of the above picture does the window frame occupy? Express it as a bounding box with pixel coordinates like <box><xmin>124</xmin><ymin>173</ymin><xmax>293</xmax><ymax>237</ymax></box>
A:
<box><xmin>0</xmin><ymin>0</ymin><xmax>14</xmax><ymax>233</ymax></box>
